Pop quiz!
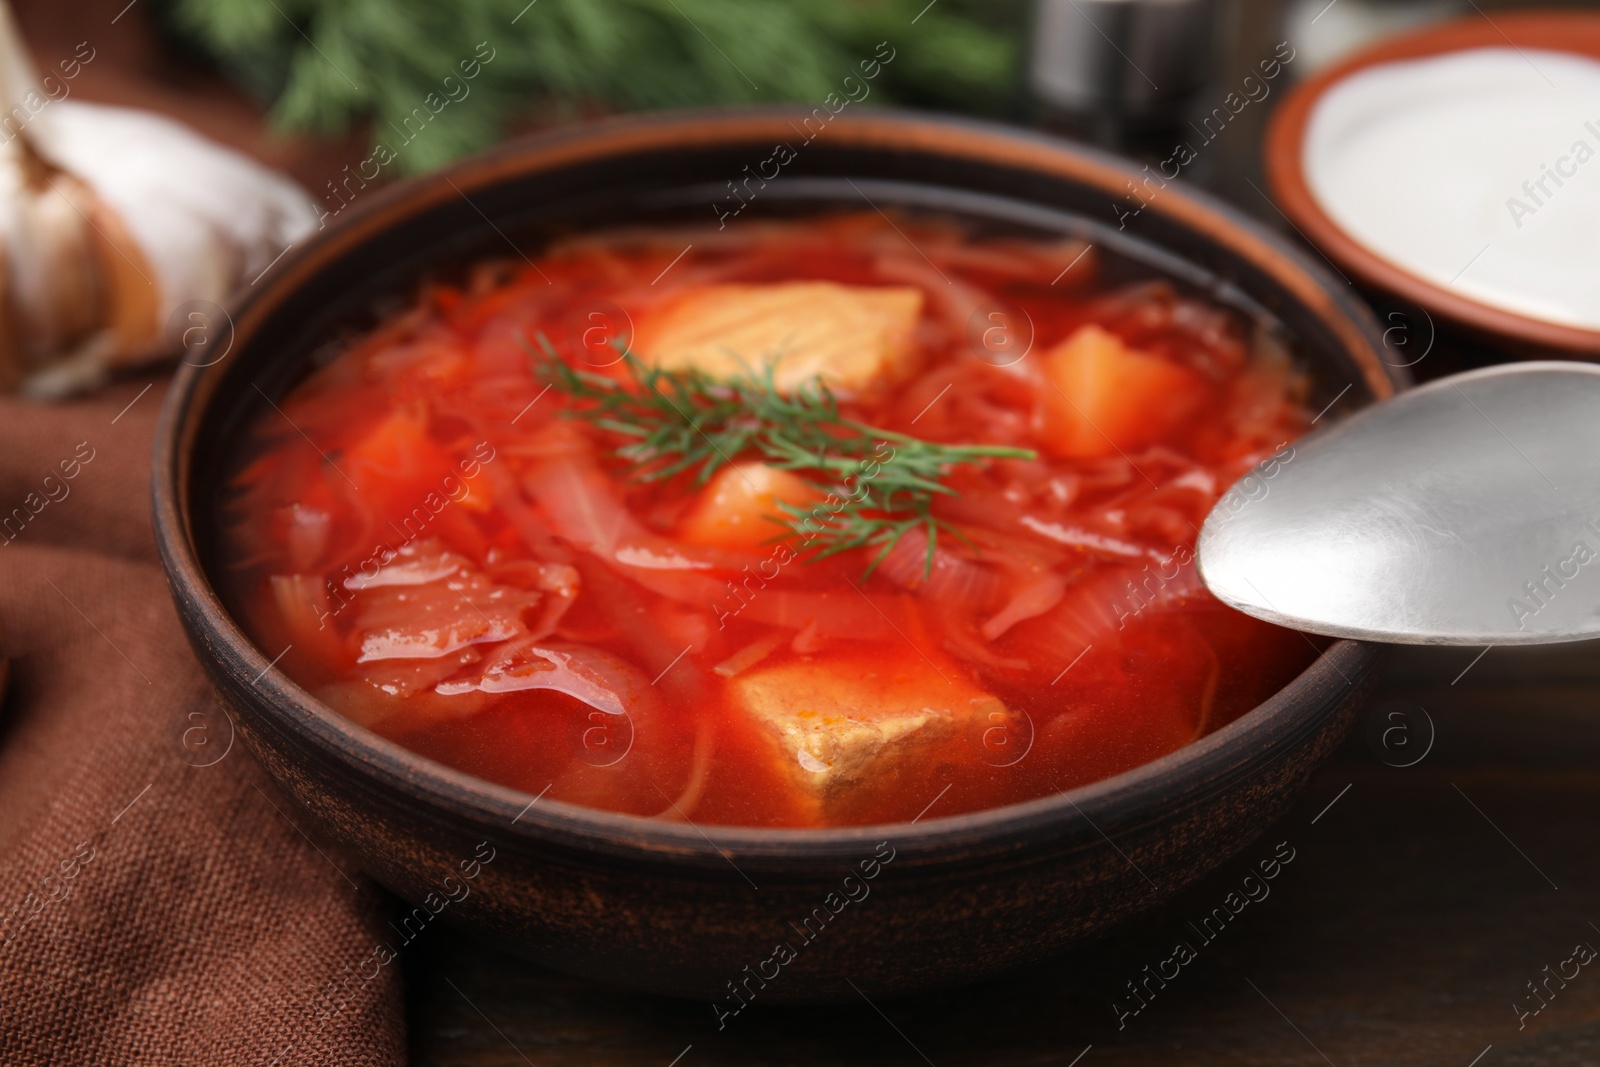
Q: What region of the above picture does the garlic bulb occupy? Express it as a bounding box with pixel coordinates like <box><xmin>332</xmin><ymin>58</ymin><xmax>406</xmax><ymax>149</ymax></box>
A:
<box><xmin>0</xmin><ymin>2</ymin><xmax>318</xmax><ymax>396</ymax></box>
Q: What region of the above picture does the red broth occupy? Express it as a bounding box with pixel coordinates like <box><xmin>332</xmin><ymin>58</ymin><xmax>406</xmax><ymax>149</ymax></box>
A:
<box><xmin>219</xmin><ymin>214</ymin><xmax>1319</xmax><ymax>828</ymax></box>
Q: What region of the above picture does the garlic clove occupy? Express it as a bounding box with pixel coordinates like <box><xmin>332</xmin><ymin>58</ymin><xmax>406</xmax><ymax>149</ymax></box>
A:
<box><xmin>41</xmin><ymin>101</ymin><xmax>319</xmax><ymax>358</ymax></box>
<box><xmin>0</xmin><ymin>0</ymin><xmax>320</xmax><ymax>396</ymax></box>
<box><xmin>0</xmin><ymin>165</ymin><xmax>102</xmax><ymax>375</ymax></box>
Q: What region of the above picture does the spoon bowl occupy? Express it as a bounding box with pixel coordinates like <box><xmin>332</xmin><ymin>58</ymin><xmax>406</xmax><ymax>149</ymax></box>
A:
<box><xmin>1200</xmin><ymin>362</ymin><xmax>1600</xmax><ymax>645</ymax></box>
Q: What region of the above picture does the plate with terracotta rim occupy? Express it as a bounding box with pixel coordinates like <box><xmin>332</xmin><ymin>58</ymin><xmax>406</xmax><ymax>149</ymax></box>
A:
<box><xmin>1264</xmin><ymin>10</ymin><xmax>1600</xmax><ymax>357</ymax></box>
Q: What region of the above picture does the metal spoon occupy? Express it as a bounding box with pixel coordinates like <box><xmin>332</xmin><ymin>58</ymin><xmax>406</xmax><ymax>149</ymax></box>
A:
<box><xmin>1198</xmin><ymin>362</ymin><xmax>1600</xmax><ymax>645</ymax></box>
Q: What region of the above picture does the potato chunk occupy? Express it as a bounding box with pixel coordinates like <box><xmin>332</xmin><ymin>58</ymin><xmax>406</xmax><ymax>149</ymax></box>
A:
<box><xmin>677</xmin><ymin>462</ymin><xmax>818</xmax><ymax>550</ymax></box>
<box><xmin>1041</xmin><ymin>324</ymin><xmax>1206</xmax><ymax>458</ymax></box>
<box><xmin>635</xmin><ymin>282</ymin><xmax>923</xmax><ymax>394</ymax></box>
<box><xmin>726</xmin><ymin>652</ymin><xmax>1006</xmax><ymax>813</ymax></box>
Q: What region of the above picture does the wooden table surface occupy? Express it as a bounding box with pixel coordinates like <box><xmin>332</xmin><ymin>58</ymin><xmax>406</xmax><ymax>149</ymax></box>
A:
<box><xmin>405</xmin><ymin>641</ymin><xmax>1600</xmax><ymax>1066</ymax></box>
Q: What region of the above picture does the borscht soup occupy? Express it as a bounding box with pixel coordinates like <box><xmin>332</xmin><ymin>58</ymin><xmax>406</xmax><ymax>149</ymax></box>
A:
<box><xmin>219</xmin><ymin>213</ymin><xmax>1318</xmax><ymax>828</ymax></box>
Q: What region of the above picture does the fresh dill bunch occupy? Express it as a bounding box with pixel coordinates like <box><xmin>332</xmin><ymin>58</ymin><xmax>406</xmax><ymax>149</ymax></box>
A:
<box><xmin>165</xmin><ymin>0</ymin><xmax>1021</xmax><ymax>174</ymax></box>
<box><xmin>523</xmin><ymin>333</ymin><xmax>1034</xmax><ymax>576</ymax></box>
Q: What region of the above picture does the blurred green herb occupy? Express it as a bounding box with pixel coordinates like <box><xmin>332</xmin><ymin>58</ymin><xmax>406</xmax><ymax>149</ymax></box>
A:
<box><xmin>166</xmin><ymin>0</ymin><xmax>1023</xmax><ymax>174</ymax></box>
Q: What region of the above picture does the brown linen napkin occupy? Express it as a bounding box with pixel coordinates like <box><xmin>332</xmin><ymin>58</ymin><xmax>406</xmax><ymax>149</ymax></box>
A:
<box><xmin>0</xmin><ymin>380</ymin><xmax>405</xmax><ymax>1066</ymax></box>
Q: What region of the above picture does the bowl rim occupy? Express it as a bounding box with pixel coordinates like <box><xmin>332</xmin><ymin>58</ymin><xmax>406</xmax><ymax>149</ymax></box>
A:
<box><xmin>153</xmin><ymin>107</ymin><xmax>1396</xmax><ymax>867</ymax></box>
<box><xmin>1263</xmin><ymin>10</ymin><xmax>1600</xmax><ymax>355</ymax></box>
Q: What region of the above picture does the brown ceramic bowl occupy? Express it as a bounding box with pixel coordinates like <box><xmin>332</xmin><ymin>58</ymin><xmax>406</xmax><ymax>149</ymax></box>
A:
<box><xmin>153</xmin><ymin>109</ymin><xmax>1398</xmax><ymax>1004</ymax></box>
<box><xmin>1264</xmin><ymin>11</ymin><xmax>1600</xmax><ymax>357</ymax></box>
